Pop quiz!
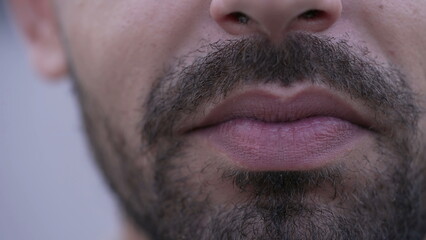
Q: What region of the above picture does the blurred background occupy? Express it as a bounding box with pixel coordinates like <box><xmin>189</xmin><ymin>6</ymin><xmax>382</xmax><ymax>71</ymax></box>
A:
<box><xmin>0</xmin><ymin>1</ymin><xmax>120</xmax><ymax>240</ymax></box>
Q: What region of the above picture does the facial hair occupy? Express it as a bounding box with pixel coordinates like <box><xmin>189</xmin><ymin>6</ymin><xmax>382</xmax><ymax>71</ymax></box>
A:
<box><xmin>71</xmin><ymin>33</ymin><xmax>426</xmax><ymax>239</ymax></box>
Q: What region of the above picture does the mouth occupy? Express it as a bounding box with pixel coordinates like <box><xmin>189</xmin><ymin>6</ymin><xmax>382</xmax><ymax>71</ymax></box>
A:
<box><xmin>183</xmin><ymin>84</ymin><xmax>375</xmax><ymax>171</ymax></box>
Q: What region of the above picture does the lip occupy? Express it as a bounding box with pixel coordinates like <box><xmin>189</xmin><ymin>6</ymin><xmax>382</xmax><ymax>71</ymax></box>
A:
<box><xmin>184</xmin><ymin>85</ymin><xmax>374</xmax><ymax>171</ymax></box>
<box><xmin>191</xmin><ymin>88</ymin><xmax>371</xmax><ymax>130</ymax></box>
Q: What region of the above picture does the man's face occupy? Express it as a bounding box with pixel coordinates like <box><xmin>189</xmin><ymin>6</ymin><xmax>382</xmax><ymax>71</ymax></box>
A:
<box><xmin>16</xmin><ymin>0</ymin><xmax>426</xmax><ymax>239</ymax></box>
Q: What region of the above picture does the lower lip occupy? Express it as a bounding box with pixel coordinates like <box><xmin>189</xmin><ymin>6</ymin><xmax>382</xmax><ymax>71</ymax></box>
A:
<box><xmin>194</xmin><ymin>117</ymin><xmax>367</xmax><ymax>171</ymax></box>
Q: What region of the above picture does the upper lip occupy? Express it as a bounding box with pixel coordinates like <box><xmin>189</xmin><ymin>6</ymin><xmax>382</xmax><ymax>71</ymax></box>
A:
<box><xmin>181</xmin><ymin>84</ymin><xmax>375</xmax><ymax>133</ymax></box>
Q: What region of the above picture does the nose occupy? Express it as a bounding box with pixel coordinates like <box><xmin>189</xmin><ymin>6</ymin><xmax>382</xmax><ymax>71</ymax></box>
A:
<box><xmin>210</xmin><ymin>0</ymin><xmax>342</xmax><ymax>41</ymax></box>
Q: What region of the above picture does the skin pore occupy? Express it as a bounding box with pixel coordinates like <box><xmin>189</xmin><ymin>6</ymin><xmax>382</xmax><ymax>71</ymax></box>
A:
<box><xmin>10</xmin><ymin>0</ymin><xmax>426</xmax><ymax>239</ymax></box>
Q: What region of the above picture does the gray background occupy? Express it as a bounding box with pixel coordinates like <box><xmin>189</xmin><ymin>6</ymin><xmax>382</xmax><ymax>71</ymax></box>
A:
<box><xmin>0</xmin><ymin>1</ymin><xmax>120</xmax><ymax>240</ymax></box>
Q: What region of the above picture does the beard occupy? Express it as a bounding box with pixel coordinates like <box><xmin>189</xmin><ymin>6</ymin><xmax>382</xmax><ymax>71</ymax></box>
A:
<box><xmin>71</xmin><ymin>33</ymin><xmax>426</xmax><ymax>239</ymax></box>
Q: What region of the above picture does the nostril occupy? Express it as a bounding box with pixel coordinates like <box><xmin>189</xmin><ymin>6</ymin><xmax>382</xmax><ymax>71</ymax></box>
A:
<box><xmin>298</xmin><ymin>10</ymin><xmax>326</xmax><ymax>20</ymax></box>
<box><xmin>227</xmin><ymin>12</ymin><xmax>250</xmax><ymax>24</ymax></box>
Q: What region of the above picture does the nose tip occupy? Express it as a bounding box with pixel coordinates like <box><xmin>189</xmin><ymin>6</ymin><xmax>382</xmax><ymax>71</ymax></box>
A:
<box><xmin>210</xmin><ymin>0</ymin><xmax>342</xmax><ymax>41</ymax></box>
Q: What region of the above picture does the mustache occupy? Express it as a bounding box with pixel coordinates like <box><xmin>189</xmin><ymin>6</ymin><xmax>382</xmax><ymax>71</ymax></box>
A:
<box><xmin>142</xmin><ymin>33</ymin><xmax>419</xmax><ymax>146</ymax></box>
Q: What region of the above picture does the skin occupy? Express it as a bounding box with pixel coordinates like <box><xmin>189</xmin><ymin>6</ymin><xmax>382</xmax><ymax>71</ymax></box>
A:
<box><xmin>10</xmin><ymin>0</ymin><xmax>426</xmax><ymax>239</ymax></box>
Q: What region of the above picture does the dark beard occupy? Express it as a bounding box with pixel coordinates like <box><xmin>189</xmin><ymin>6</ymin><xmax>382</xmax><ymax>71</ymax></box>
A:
<box><xmin>146</xmin><ymin>137</ymin><xmax>424</xmax><ymax>240</ymax></box>
<box><xmin>70</xmin><ymin>33</ymin><xmax>426</xmax><ymax>239</ymax></box>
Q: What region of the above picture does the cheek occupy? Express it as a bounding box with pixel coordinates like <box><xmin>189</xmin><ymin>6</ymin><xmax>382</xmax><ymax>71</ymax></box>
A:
<box><xmin>360</xmin><ymin>1</ymin><xmax>426</xmax><ymax>88</ymax></box>
<box><xmin>326</xmin><ymin>0</ymin><xmax>426</xmax><ymax>96</ymax></box>
<box><xmin>61</xmin><ymin>0</ymin><xmax>212</xmax><ymax>148</ymax></box>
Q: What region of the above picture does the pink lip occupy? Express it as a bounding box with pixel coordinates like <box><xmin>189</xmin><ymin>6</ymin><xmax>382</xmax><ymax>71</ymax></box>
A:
<box><xmin>186</xmin><ymin>87</ymin><xmax>373</xmax><ymax>171</ymax></box>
